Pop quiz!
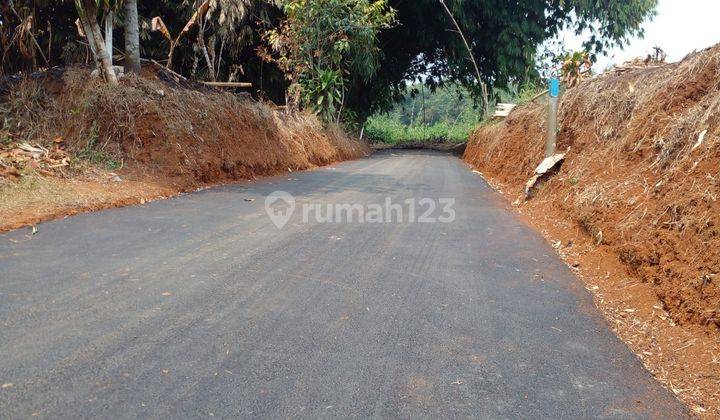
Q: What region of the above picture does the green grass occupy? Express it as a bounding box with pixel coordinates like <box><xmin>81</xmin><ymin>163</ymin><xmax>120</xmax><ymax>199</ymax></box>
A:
<box><xmin>364</xmin><ymin>80</ymin><xmax>548</xmax><ymax>145</ymax></box>
<box><xmin>364</xmin><ymin>81</ymin><xmax>484</xmax><ymax>144</ymax></box>
<box><xmin>365</xmin><ymin>114</ymin><xmax>476</xmax><ymax>144</ymax></box>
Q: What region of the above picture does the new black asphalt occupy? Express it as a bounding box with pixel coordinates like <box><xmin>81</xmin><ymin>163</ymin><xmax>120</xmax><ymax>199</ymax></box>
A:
<box><xmin>0</xmin><ymin>150</ymin><xmax>688</xmax><ymax>418</ymax></box>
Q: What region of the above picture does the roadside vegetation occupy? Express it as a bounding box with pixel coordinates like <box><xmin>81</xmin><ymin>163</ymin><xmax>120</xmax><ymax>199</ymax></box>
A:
<box><xmin>6</xmin><ymin>0</ymin><xmax>718</xmax><ymax>417</ymax></box>
<box><xmin>364</xmin><ymin>81</ymin><xmax>553</xmax><ymax>144</ymax></box>
<box><xmin>365</xmin><ymin>84</ymin><xmax>481</xmax><ymax>144</ymax></box>
<box><xmin>1</xmin><ymin>0</ymin><xmax>655</xmax><ymax>123</ymax></box>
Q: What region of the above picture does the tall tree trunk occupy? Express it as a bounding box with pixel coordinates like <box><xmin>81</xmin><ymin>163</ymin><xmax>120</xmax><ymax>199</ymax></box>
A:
<box><xmin>75</xmin><ymin>0</ymin><xmax>117</xmax><ymax>84</ymax></box>
<box><xmin>105</xmin><ymin>10</ymin><xmax>113</xmax><ymax>67</ymax></box>
<box><xmin>123</xmin><ymin>0</ymin><xmax>141</xmax><ymax>74</ymax></box>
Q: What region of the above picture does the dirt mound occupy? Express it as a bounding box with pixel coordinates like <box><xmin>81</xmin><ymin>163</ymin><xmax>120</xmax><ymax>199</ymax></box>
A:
<box><xmin>465</xmin><ymin>44</ymin><xmax>720</xmax><ymax>414</ymax></box>
<box><xmin>0</xmin><ymin>67</ymin><xmax>368</xmax><ymax>230</ymax></box>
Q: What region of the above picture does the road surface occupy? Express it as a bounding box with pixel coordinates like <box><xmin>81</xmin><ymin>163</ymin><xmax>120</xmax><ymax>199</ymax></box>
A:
<box><xmin>0</xmin><ymin>150</ymin><xmax>687</xmax><ymax>418</ymax></box>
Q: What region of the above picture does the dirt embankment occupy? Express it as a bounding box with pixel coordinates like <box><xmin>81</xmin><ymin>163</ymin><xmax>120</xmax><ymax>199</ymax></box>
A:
<box><xmin>0</xmin><ymin>68</ymin><xmax>368</xmax><ymax>232</ymax></box>
<box><xmin>464</xmin><ymin>45</ymin><xmax>720</xmax><ymax>415</ymax></box>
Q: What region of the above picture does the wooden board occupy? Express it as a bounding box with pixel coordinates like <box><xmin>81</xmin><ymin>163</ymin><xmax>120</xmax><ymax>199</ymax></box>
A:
<box><xmin>201</xmin><ymin>81</ymin><xmax>253</xmax><ymax>88</ymax></box>
<box><xmin>493</xmin><ymin>103</ymin><xmax>516</xmax><ymax>118</ymax></box>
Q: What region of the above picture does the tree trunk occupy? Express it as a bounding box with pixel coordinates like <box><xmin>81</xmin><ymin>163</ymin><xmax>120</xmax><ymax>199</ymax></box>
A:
<box><xmin>197</xmin><ymin>20</ymin><xmax>215</xmax><ymax>81</ymax></box>
<box><xmin>75</xmin><ymin>0</ymin><xmax>117</xmax><ymax>84</ymax></box>
<box><xmin>123</xmin><ymin>0</ymin><xmax>141</xmax><ymax>74</ymax></box>
<box><xmin>105</xmin><ymin>10</ymin><xmax>113</xmax><ymax>67</ymax></box>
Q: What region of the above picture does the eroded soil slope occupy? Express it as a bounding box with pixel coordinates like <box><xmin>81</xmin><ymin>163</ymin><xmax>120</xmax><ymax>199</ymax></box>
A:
<box><xmin>0</xmin><ymin>68</ymin><xmax>368</xmax><ymax>231</ymax></box>
<box><xmin>464</xmin><ymin>45</ymin><xmax>720</xmax><ymax>415</ymax></box>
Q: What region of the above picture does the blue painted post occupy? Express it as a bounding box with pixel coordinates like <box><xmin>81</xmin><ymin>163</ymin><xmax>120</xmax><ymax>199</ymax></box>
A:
<box><xmin>546</xmin><ymin>77</ymin><xmax>560</xmax><ymax>158</ymax></box>
<box><xmin>549</xmin><ymin>78</ymin><xmax>560</xmax><ymax>98</ymax></box>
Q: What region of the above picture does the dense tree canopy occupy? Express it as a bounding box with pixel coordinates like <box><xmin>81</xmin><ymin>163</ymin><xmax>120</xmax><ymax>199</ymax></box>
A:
<box><xmin>347</xmin><ymin>0</ymin><xmax>657</xmax><ymax>118</ymax></box>
<box><xmin>1</xmin><ymin>0</ymin><xmax>657</xmax><ymax>122</ymax></box>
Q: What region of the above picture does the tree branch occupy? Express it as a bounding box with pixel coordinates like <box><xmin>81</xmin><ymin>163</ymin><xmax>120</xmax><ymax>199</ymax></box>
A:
<box><xmin>438</xmin><ymin>0</ymin><xmax>489</xmax><ymax>118</ymax></box>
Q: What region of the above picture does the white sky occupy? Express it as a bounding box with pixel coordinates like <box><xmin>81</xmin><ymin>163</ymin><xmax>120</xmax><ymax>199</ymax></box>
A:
<box><xmin>559</xmin><ymin>0</ymin><xmax>720</xmax><ymax>71</ymax></box>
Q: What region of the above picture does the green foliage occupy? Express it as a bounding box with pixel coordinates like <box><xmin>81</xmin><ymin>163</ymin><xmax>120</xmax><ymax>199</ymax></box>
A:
<box><xmin>494</xmin><ymin>80</ymin><xmax>546</xmax><ymax>105</ymax></box>
<box><xmin>347</xmin><ymin>0</ymin><xmax>658</xmax><ymax>120</ymax></box>
<box><xmin>302</xmin><ymin>69</ymin><xmax>343</xmax><ymax>122</ymax></box>
<box><xmin>74</xmin><ymin>122</ymin><xmax>120</xmax><ymax>170</ymax></box>
<box><xmin>559</xmin><ymin>50</ymin><xmax>593</xmax><ymax>87</ymax></box>
<box><xmin>2</xmin><ymin>0</ymin><xmax>657</xmax><ymax>126</ymax></box>
<box><xmin>365</xmin><ymin>84</ymin><xmax>480</xmax><ymax>144</ymax></box>
<box><xmin>260</xmin><ymin>0</ymin><xmax>396</xmax><ymax>122</ymax></box>
<box><xmin>515</xmin><ymin>82</ymin><xmax>544</xmax><ymax>104</ymax></box>
<box><xmin>366</xmin><ymin>116</ymin><xmax>475</xmax><ymax>144</ymax></box>
<box><xmin>0</xmin><ymin>130</ymin><xmax>11</xmax><ymax>146</ymax></box>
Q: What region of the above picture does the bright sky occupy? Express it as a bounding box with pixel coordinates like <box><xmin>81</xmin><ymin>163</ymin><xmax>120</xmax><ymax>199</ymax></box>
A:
<box><xmin>559</xmin><ymin>0</ymin><xmax>720</xmax><ymax>71</ymax></box>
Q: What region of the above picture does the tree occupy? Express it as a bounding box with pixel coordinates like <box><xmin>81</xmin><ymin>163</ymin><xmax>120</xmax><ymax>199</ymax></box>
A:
<box><xmin>259</xmin><ymin>0</ymin><xmax>396</xmax><ymax>122</ymax></box>
<box><xmin>438</xmin><ymin>0</ymin><xmax>488</xmax><ymax>118</ymax></box>
<box><xmin>123</xmin><ymin>0</ymin><xmax>140</xmax><ymax>74</ymax></box>
<box><xmin>1</xmin><ymin>0</ymin><xmax>657</xmax><ymax>114</ymax></box>
<box><xmin>75</xmin><ymin>0</ymin><xmax>117</xmax><ymax>83</ymax></box>
<box><xmin>345</xmin><ymin>0</ymin><xmax>658</xmax><ymax>120</ymax></box>
<box><xmin>149</xmin><ymin>0</ymin><xmax>258</xmax><ymax>81</ymax></box>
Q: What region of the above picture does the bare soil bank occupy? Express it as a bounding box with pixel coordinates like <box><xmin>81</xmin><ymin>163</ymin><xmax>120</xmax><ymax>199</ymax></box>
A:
<box><xmin>464</xmin><ymin>45</ymin><xmax>720</xmax><ymax>415</ymax></box>
<box><xmin>0</xmin><ymin>68</ymin><xmax>368</xmax><ymax>232</ymax></box>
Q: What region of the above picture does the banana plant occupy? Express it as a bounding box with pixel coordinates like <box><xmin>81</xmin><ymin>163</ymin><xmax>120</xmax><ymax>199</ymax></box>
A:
<box><xmin>303</xmin><ymin>68</ymin><xmax>344</xmax><ymax>123</ymax></box>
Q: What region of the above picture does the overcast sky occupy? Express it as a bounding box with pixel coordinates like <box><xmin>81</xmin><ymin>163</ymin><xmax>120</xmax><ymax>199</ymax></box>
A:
<box><xmin>559</xmin><ymin>0</ymin><xmax>720</xmax><ymax>70</ymax></box>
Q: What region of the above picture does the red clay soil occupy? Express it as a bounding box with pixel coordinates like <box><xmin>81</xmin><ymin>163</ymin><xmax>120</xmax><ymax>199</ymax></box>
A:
<box><xmin>464</xmin><ymin>45</ymin><xmax>720</xmax><ymax>416</ymax></box>
<box><xmin>0</xmin><ymin>68</ymin><xmax>369</xmax><ymax>232</ymax></box>
<box><xmin>0</xmin><ymin>169</ymin><xmax>183</xmax><ymax>232</ymax></box>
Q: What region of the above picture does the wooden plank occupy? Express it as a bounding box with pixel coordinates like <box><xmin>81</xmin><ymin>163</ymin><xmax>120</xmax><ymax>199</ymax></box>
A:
<box><xmin>493</xmin><ymin>103</ymin><xmax>516</xmax><ymax>118</ymax></box>
<box><xmin>202</xmin><ymin>81</ymin><xmax>253</xmax><ymax>88</ymax></box>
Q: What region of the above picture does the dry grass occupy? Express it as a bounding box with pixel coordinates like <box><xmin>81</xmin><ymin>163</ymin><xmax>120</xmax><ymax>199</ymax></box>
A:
<box><xmin>464</xmin><ymin>43</ymin><xmax>720</xmax><ymax>416</ymax></box>
<box><xmin>0</xmin><ymin>67</ymin><xmax>368</xmax><ymax>230</ymax></box>
<box><xmin>3</xmin><ymin>68</ymin><xmax>367</xmax><ymax>179</ymax></box>
<box><xmin>466</xmin><ymin>44</ymin><xmax>720</xmax><ymax>329</ymax></box>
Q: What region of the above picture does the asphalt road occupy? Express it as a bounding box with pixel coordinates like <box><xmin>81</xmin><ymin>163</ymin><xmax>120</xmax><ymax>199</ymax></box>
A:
<box><xmin>0</xmin><ymin>150</ymin><xmax>687</xmax><ymax>419</ymax></box>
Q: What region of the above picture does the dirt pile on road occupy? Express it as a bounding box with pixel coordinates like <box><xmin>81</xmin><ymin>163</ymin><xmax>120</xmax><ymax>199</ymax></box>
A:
<box><xmin>0</xmin><ymin>67</ymin><xmax>368</xmax><ymax>230</ymax></box>
<box><xmin>465</xmin><ymin>45</ymin><xmax>720</xmax><ymax>414</ymax></box>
